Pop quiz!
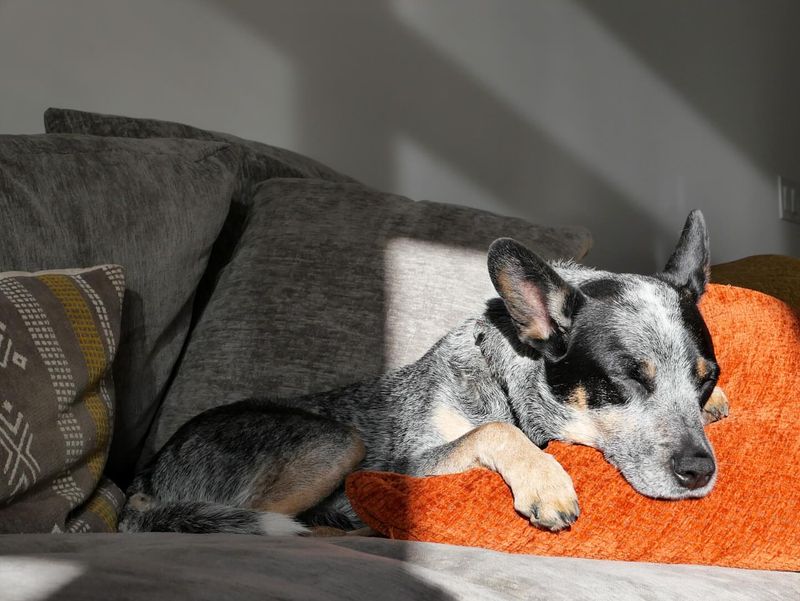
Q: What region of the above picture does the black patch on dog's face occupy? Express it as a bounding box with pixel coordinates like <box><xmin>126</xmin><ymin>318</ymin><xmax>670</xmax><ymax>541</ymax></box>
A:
<box><xmin>679</xmin><ymin>297</ymin><xmax>720</xmax><ymax>405</ymax></box>
<box><xmin>545</xmin><ymin>276</ymin><xmax>720</xmax><ymax>410</ymax></box>
<box><xmin>545</xmin><ymin>278</ymin><xmax>643</xmax><ymax>408</ymax></box>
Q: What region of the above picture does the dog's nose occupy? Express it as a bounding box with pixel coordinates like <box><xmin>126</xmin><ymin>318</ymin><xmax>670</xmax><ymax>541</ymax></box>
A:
<box><xmin>671</xmin><ymin>447</ymin><xmax>715</xmax><ymax>490</ymax></box>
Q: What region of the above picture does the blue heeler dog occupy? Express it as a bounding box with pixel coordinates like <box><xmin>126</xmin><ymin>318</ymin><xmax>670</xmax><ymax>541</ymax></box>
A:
<box><xmin>119</xmin><ymin>210</ymin><xmax>729</xmax><ymax>535</ymax></box>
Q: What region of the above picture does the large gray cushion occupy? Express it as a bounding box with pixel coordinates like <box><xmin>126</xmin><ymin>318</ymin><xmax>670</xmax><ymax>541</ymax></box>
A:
<box><xmin>143</xmin><ymin>178</ymin><xmax>591</xmax><ymax>461</ymax></box>
<box><xmin>44</xmin><ymin>107</ymin><xmax>357</xmax><ymax>312</ymax></box>
<box><xmin>0</xmin><ymin>134</ymin><xmax>240</xmax><ymax>484</ymax></box>
<box><xmin>1</xmin><ymin>533</ymin><xmax>797</xmax><ymax>601</ymax></box>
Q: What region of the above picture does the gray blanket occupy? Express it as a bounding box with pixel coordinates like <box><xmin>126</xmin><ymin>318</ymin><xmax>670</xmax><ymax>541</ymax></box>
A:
<box><xmin>0</xmin><ymin>534</ymin><xmax>797</xmax><ymax>600</ymax></box>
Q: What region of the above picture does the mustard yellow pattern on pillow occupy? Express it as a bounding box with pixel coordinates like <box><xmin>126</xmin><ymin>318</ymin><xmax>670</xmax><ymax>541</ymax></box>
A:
<box><xmin>0</xmin><ymin>265</ymin><xmax>126</xmax><ymax>533</ymax></box>
<box><xmin>39</xmin><ymin>274</ymin><xmax>112</xmax><ymax>481</ymax></box>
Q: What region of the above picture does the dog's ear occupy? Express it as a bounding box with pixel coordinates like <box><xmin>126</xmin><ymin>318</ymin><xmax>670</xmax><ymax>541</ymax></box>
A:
<box><xmin>488</xmin><ymin>238</ymin><xmax>583</xmax><ymax>361</ymax></box>
<box><xmin>661</xmin><ymin>210</ymin><xmax>710</xmax><ymax>303</ymax></box>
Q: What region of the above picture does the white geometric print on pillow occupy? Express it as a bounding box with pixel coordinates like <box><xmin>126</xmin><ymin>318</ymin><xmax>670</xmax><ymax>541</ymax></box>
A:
<box><xmin>0</xmin><ymin>399</ymin><xmax>41</xmax><ymax>500</ymax></box>
<box><xmin>0</xmin><ymin>321</ymin><xmax>28</xmax><ymax>370</ymax></box>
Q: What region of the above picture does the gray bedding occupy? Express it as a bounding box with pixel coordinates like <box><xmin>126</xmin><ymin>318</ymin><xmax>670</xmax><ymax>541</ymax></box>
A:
<box><xmin>0</xmin><ymin>534</ymin><xmax>796</xmax><ymax>601</ymax></box>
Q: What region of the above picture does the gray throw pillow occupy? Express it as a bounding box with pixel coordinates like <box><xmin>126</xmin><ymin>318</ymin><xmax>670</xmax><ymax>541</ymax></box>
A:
<box><xmin>44</xmin><ymin>107</ymin><xmax>357</xmax><ymax>311</ymax></box>
<box><xmin>141</xmin><ymin>178</ymin><xmax>592</xmax><ymax>463</ymax></box>
<box><xmin>0</xmin><ymin>134</ymin><xmax>240</xmax><ymax>485</ymax></box>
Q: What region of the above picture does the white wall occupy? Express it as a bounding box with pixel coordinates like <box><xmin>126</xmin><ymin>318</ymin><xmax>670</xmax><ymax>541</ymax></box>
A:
<box><xmin>2</xmin><ymin>0</ymin><xmax>798</xmax><ymax>272</ymax></box>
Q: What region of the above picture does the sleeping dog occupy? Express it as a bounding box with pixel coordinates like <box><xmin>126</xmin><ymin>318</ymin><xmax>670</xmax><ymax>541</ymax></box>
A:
<box><xmin>119</xmin><ymin>210</ymin><xmax>729</xmax><ymax>535</ymax></box>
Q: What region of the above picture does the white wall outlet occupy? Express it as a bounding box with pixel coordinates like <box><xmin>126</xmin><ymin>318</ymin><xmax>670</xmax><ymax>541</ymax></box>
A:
<box><xmin>778</xmin><ymin>176</ymin><xmax>800</xmax><ymax>224</ymax></box>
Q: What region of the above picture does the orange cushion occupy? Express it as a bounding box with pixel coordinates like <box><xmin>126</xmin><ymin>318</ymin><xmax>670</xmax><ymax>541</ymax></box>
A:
<box><xmin>346</xmin><ymin>284</ymin><xmax>800</xmax><ymax>570</ymax></box>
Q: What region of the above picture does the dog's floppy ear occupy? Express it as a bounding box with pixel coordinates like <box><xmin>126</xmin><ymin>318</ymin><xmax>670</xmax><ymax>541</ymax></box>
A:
<box><xmin>661</xmin><ymin>210</ymin><xmax>710</xmax><ymax>303</ymax></box>
<box><xmin>488</xmin><ymin>238</ymin><xmax>583</xmax><ymax>361</ymax></box>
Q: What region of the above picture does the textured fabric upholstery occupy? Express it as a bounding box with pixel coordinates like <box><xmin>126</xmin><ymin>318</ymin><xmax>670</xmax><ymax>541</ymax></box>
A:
<box><xmin>1</xmin><ymin>533</ymin><xmax>798</xmax><ymax>601</ymax></box>
<box><xmin>712</xmin><ymin>254</ymin><xmax>800</xmax><ymax>310</ymax></box>
<box><xmin>44</xmin><ymin>107</ymin><xmax>357</xmax><ymax>316</ymax></box>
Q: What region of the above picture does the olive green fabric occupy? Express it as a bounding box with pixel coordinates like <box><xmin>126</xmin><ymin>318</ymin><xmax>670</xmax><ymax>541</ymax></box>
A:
<box><xmin>712</xmin><ymin>254</ymin><xmax>800</xmax><ymax>311</ymax></box>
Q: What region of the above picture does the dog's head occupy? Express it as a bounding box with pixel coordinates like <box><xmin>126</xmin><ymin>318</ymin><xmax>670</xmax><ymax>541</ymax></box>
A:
<box><xmin>488</xmin><ymin>211</ymin><xmax>719</xmax><ymax>499</ymax></box>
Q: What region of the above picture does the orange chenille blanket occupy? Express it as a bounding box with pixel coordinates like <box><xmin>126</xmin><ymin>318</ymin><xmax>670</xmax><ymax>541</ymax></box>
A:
<box><xmin>346</xmin><ymin>284</ymin><xmax>800</xmax><ymax>571</ymax></box>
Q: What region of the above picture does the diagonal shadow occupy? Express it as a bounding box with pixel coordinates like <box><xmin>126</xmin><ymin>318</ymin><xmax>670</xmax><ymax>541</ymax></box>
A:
<box><xmin>576</xmin><ymin>0</ymin><xmax>800</xmax><ymax>174</ymax></box>
<box><xmin>204</xmin><ymin>0</ymin><xmax>669</xmax><ymax>273</ymax></box>
<box><xmin>575</xmin><ymin>0</ymin><xmax>800</xmax><ymax>257</ymax></box>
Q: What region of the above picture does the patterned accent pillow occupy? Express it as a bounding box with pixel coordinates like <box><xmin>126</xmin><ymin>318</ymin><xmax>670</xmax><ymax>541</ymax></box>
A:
<box><xmin>0</xmin><ymin>266</ymin><xmax>126</xmax><ymax>533</ymax></box>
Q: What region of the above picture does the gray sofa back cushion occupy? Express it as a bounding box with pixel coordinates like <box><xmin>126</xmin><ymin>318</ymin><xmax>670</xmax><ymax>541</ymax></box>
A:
<box><xmin>44</xmin><ymin>107</ymin><xmax>355</xmax><ymax>185</ymax></box>
<box><xmin>142</xmin><ymin>178</ymin><xmax>591</xmax><ymax>462</ymax></box>
<box><xmin>43</xmin><ymin>107</ymin><xmax>357</xmax><ymax>316</ymax></box>
<box><xmin>0</xmin><ymin>134</ymin><xmax>240</xmax><ymax>484</ymax></box>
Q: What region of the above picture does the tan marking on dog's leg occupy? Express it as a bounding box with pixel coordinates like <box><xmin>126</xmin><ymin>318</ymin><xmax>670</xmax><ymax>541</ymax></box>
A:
<box><xmin>432</xmin><ymin>422</ymin><xmax>579</xmax><ymax>531</ymax></box>
<box><xmin>433</xmin><ymin>405</ymin><xmax>474</xmax><ymax>442</ymax></box>
<box><xmin>567</xmin><ymin>385</ymin><xmax>588</xmax><ymax>411</ymax></box>
<box><xmin>249</xmin><ymin>433</ymin><xmax>366</xmax><ymax>515</ymax></box>
<box><xmin>703</xmin><ymin>386</ymin><xmax>730</xmax><ymax>425</ymax></box>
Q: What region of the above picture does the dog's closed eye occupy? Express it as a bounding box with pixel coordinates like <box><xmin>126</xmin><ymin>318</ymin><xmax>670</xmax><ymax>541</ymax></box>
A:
<box><xmin>695</xmin><ymin>358</ymin><xmax>719</xmax><ymax>405</ymax></box>
<box><xmin>622</xmin><ymin>359</ymin><xmax>656</xmax><ymax>396</ymax></box>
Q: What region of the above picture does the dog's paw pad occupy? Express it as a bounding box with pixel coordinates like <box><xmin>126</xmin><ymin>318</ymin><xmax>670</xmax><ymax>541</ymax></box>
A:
<box><xmin>703</xmin><ymin>386</ymin><xmax>730</xmax><ymax>425</ymax></box>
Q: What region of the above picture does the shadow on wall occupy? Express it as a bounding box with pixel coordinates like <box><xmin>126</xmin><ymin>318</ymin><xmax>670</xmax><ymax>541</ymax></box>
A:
<box><xmin>575</xmin><ymin>0</ymin><xmax>800</xmax><ymax>264</ymax></box>
<box><xmin>205</xmin><ymin>0</ymin><xmax>669</xmax><ymax>273</ymax></box>
<box><xmin>577</xmin><ymin>0</ymin><xmax>800</xmax><ymax>177</ymax></box>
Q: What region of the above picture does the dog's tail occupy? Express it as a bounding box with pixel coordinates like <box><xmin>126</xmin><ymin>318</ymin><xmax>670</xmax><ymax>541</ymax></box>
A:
<box><xmin>117</xmin><ymin>492</ymin><xmax>307</xmax><ymax>536</ymax></box>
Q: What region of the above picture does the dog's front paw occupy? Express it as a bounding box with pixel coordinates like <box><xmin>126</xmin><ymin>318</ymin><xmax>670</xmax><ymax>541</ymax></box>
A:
<box><xmin>703</xmin><ymin>386</ymin><xmax>730</xmax><ymax>425</ymax></box>
<box><xmin>511</xmin><ymin>454</ymin><xmax>579</xmax><ymax>531</ymax></box>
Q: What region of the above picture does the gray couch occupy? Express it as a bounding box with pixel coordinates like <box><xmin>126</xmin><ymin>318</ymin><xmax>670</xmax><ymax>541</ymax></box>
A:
<box><xmin>0</xmin><ymin>109</ymin><xmax>797</xmax><ymax>600</ymax></box>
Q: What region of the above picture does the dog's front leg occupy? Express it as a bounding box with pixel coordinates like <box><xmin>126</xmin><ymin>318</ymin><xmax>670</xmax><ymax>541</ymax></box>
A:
<box><xmin>408</xmin><ymin>422</ymin><xmax>579</xmax><ymax>531</ymax></box>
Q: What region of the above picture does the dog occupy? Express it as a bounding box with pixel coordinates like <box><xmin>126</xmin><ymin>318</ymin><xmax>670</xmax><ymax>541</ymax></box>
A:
<box><xmin>119</xmin><ymin>210</ymin><xmax>729</xmax><ymax>535</ymax></box>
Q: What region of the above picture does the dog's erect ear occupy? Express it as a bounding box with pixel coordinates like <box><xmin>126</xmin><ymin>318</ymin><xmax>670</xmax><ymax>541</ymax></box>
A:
<box><xmin>488</xmin><ymin>238</ymin><xmax>583</xmax><ymax>361</ymax></box>
<box><xmin>661</xmin><ymin>210</ymin><xmax>710</xmax><ymax>302</ymax></box>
